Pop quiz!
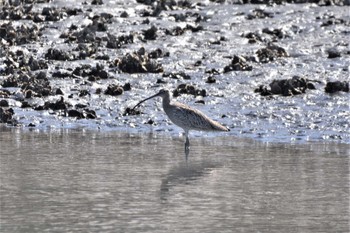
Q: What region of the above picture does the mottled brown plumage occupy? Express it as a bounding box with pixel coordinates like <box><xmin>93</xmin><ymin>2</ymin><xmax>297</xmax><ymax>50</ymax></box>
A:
<box><xmin>133</xmin><ymin>89</ymin><xmax>229</xmax><ymax>149</ymax></box>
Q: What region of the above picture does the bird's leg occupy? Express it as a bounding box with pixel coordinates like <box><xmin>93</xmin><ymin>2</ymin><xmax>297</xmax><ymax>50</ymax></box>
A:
<box><xmin>184</xmin><ymin>130</ymin><xmax>190</xmax><ymax>150</ymax></box>
<box><xmin>184</xmin><ymin>131</ymin><xmax>190</xmax><ymax>159</ymax></box>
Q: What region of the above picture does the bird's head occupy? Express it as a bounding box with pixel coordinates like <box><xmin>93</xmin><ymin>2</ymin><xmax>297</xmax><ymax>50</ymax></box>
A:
<box><xmin>132</xmin><ymin>89</ymin><xmax>170</xmax><ymax>110</ymax></box>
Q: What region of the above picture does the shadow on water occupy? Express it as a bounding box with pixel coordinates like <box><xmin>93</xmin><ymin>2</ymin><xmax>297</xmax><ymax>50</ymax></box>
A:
<box><xmin>0</xmin><ymin>127</ymin><xmax>349</xmax><ymax>233</ymax></box>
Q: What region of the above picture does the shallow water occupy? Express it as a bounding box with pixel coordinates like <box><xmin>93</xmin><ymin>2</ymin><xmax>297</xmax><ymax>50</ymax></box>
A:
<box><xmin>0</xmin><ymin>127</ymin><xmax>349</xmax><ymax>233</ymax></box>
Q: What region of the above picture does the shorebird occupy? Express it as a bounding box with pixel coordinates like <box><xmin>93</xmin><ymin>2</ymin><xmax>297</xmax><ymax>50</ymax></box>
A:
<box><xmin>132</xmin><ymin>89</ymin><xmax>229</xmax><ymax>150</ymax></box>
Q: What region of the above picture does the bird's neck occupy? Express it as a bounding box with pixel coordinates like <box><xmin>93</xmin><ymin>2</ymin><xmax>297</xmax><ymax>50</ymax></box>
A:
<box><xmin>162</xmin><ymin>94</ymin><xmax>171</xmax><ymax>108</ymax></box>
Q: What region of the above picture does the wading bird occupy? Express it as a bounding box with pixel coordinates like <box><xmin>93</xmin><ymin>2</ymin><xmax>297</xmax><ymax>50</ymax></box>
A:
<box><xmin>133</xmin><ymin>89</ymin><xmax>229</xmax><ymax>151</ymax></box>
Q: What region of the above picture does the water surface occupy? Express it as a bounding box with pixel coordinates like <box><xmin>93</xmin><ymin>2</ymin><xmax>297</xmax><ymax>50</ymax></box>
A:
<box><xmin>0</xmin><ymin>127</ymin><xmax>349</xmax><ymax>232</ymax></box>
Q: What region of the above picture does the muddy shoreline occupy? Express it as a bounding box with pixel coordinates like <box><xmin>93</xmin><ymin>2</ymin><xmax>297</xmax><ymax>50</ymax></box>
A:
<box><xmin>0</xmin><ymin>0</ymin><xmax>349</xmax><ymax>143</ymax></box>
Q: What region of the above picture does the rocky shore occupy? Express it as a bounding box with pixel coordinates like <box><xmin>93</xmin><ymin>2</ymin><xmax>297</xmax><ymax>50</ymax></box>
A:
<box><xmin>0</xmin><ymin>0</ymin><xmax>349</xmax><ymax>143</ymax></box>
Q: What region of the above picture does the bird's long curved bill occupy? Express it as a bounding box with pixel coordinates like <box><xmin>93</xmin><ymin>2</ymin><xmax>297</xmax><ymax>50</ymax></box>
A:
<box><xmin>132</xmin><ymin>93</ymin><xmax>160</xmax><ymax>110</ymax></box>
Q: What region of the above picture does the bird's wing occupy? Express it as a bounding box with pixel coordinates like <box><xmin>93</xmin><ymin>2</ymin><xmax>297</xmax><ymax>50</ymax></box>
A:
<box><xmin>167</xmin><ymin>102</ymin><xmax>226</xmax><ymax>131</ymax></box>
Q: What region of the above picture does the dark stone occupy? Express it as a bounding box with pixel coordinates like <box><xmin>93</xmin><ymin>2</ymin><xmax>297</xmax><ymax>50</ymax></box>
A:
<box><xmin>117</xmin><ymin>50</ymin><xmax>163</xmax><ymax>73</ymax></box>
<box><xmin>143</xmin><ymin>25</ymin><xmax>158</xmax><ymax>40</ymax></box>
<box><xmin>91</xmin><ymin>0</ymin><xmax>103</xmax><ymax>5</ymax></box>
<box><xmin>173</xmin><ymin>84</ymin><xmax>207</xmax><ymax>97</ymax></box>
<box><xmin>56</xmin><ymin>88</ymin><xmax>64</xmax><ymax>95</ymax></box>
<box><xmin>146</xmin><ymin>119</ymin><xmax>154</xmax><ymax>125</ymax></box>
<box><xmin>68</xmin><ymin>109</ymin><xmax>84</xmax><ymax>119</ymax></box>
<box><xmin>123</xmin><ymin>107</ymin><xmax>141</xmax><ymax>116</ymax></box>
<box><xmin>148</xmin><ymin>48</ymin><xmax>169</xmax><ymax>59</ymax></box>
<box><xmin>120</xmin><ymin>11</ymin><xmax>129</xmax><ymax>18</ymax></box>
<box><xmin>195</xmin><ymin>100</ymin><xmax>205</xmax><ymax>104</ymax></box>
<box><xmin>40</xmin><ymin>97</ymin><xmax>67</xmax><ymax>110</ymax></box>
<box><xmin>206</xmin><ymin>76</ymin><xmax>216</xmax><ymax>83</ymax></box>
<box><xmin>24</xmin><ymin>90</ymin><xmax>33</xmax><ymax>98</ymax></box>
<box><xmin>106</xmin><ymin>33</ymin><xmax>133</xmax><ymax>49</ymax></box>
<box><xmin>104</xmin><ymin>84</ymin><xmax>124</xmax><ymax>96</ymax></box>
<box><xmin>224</xmin><ymin>55</ymin><xmax>253</xmax><ymax>72</ymax></box>
<box><xmin>0</xmin><ymin>22</ymin><xmax>41</xmax><ymax>46</ymax></box>
<box><xmin>165</xmin><ymin>26</ymin><xmax>186</xmax><ymax>36</ymax></box>
<box><xmin>123</xmin><ymin>83</ymin><xmax>131</xmax><ymax>91</ymax></box>
<box><xmin>0</xmin><ymin>107</ymin><xmax>16</xmax><ymax>124</ymax></box>
<box><xmin>242</xmin><ymin>31</ymin><xmax>263</xmax><ymax>43</ymax></box>
<box><xmin>28</xmin><ymin>123</ymin><xmax>36</xmax><ymax>127</ymax></box>
<box><xmin>256</xmin><ymin>44</ymin><xmax>289</xmax><ymax>63</ymax></box>
<box><xmin>254</xmin><ymin>85</ymin><xmax>273</xmax><ymax>96</ymax></box>
<box><xmin>255</xmin><ymin>76</ymin><xmax>316</xmax><ymax>97</ymax></box>
<box><xmin>0</xmin><ymin>90</ymin><xmax>11</xmax><ymax>97</ymax></box>
<box><xmin>85</xmin><ymin>109</ymin><xmax>97</xmax><ymax>119</ymax></box>
<box><xmin>21</xmin><ymin>101</ymin><xmax>31</xmax><ymax>108</ymax></box>
<box><xmin>163</xmin><ymin>72</ymin><xmax>191</xmax><ymax>80</ymax></box>
<box><xmin>156</xmin><ymin>78</ymin><xmax>167</xmax><ymax>84</ymax></box>
<box><xmin>45</xmin><ymin>48</ymin><xmax>75</xmax><ymax>61</ymax></box>
<box><xmin>79</xmin><ymin>90</ymin><xmax>90</xmax><ymax>97</ymax></box>
<box><xmin>327</xmin><ymin>49</ymin><xmax>341</xmax><ymax>58</ymax></box>
<box><xmin>0</xmin><ymin>99</ymin><xmax>9</xmax><ymax>107</ymax></box>
<box><xmin>325</xmin><ymin>81</ymin><xmax>349</xmax><ymax>93</ymax></box>
<box><xmin>246</xmin><ymin>9</ymin><xmax>274</xmax><ymax>20</ymax></box>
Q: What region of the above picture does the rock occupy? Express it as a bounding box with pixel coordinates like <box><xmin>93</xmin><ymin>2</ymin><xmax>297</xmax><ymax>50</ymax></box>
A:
<box><xmin>0</xmin><ymin>99</ymin><xmax>9</xmax><ymax>107</ymax></box>
<box><xmin>256</xmin><ymin>44</ymin><xmax>289</xmax><ymax>63</ymax></box>
<box><xmin>0</xmin><ymin>107</ymin><xmax>16</xmax><ymax>124</ymax></box>
<box><xmin>106</xmin><ymin>33</ymin><xmax>133</xmax><ymax>49</ymax></box>
<box><xmin>21</xmin><ymin>101</ymin><xmax>31</xmax><ymax>108</ymax></box>
<box><xmin>163</xmin><ymin>72</ymin><xmax>191</xmax><ymax>80</ymax></box>
<box><xmin>255</xmin><ymin>76</ymin><xmax>316</xmax><ymax>96</ymax></box>
<box><xmin>205</xmin><ymin>76</ymin><xmax>216</xmax><ymax>83</ymax></box>
<box><xmin>0</xmin><ymin>22</ymin><xmax>41</xmax><ymax>46</ymax></box>
<box><xmin>246</xmin><ymin>9</ymin><xmax>274</xmax><ymax>20</ymax></box>
<box><xmin>91</xmin><ymin>0</ymin><xmax>104</xmax><ymax>5</ymax></box>
<box><xmin>143</xmin><ymin>25</ymin><xmax>158</xmax><ymax>40</ymax></box>
<box><xmin>224</xmin><ymin>55</ymin><xmax>253</xmax><ymax>72</ymax></box>
<box><xmin>262</xmin><ymin>27</ymin><xmax>285</xmax><ymax>39</ymax></box>
<box><xmin>0</xmin><ymin>90</ymin><xmax>11</xmax><ymax>98</ymax></box>
<box><xmin>123</xmin><ymin>83</ymin><xmax>131</xmax><ymax>91</ymax></box>
<box><xmin>85</xmin><ymin>109</ymin><xmax>97</xmax><ymax>119</ymax></box>
<box><xmin>120</xmin><ymin>11</ymin><xmax>129</xmax><ymax>18</ymax></box>
<box><xmin>254</xmin><ymin>85</ymin><xmax>273</xmax><ymax>96</ymax></box>
<box><xmin>28</xmin><ymin>123</ymin><xmax>36</xmax><ymax>127</ymax></box>
<box><xmin>123</xmin><ymin>107</ymin><xmax>141</xmax><ymax>116</ymax></box>
<box><xmin>242</xmin><ymin>31</ymin><xmax>263</xmax><ymax>43</ymax></box>
<box><xmin>68</xmin><ymin>109</ymin><xmax>84</xmax><ymax>119</ymax></box>
<box><xmin>56</xmin><ymin>88</ymin><xmax>64</xmax><ymax>95</ymax></box>
<box><xmin>79</xmin><ymin>90</ymin><xmax>90</xmax><ymax>97</ymax></box>
<box><xmin>36</xmin><ymin>97</ymin><xmax>67</xmax><ymax>110</ymax></box>
<box><xmin>104</xmin><ymin>84</ymin><xmax>124</xmax><ymax>96</ymax></box>
<box><xmin>45</xmin><ymin>48</ymin><xmax>75</xmax><ymax>61</ymax></box>
<box><xmin>148</xmin><ymin>48</ymin><xmax>169</xmax><ymax>59</ymax></box>
<box><xmin>325</xmin><ymin>81</ymin><xmax>349</xmax><ymax>93</ymax></box>
<box><xmin>327</xmin><ymin>48</ymin><xmax>341</xmax><ymax>58</ymax></box>
<box><xmin>173</xmin><ymin>84</ymin><xmax>207</xmax><ymax>97</ymax></box>
<box><xmin>116</xmin><ymin>50</ymin><xmax>163</xmax><ymax>73</ymax></box>
<box><xmin>195</xmin><ymin>100</ymin><xmax>205</xmax><ymax>104</ymax></box>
